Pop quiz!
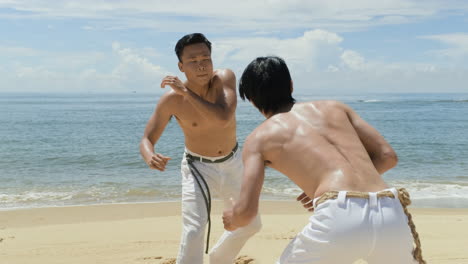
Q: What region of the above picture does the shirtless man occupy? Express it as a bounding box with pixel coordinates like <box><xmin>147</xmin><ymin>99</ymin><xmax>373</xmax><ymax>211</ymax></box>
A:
<box><xmin>140</xmin><ymin>33</ymin><xmax>261</xmax><ymax>264</ymax></box>
<box><xmin>223</xmin><ymin>56</ymin><xmax>425</xmax><ymax>264</ymax></box>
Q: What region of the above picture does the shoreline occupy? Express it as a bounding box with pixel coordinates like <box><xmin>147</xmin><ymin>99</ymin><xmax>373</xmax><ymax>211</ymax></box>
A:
<box><xmin>2</xmin><ymin>196</ymin><xmax>468</xmax><ymax>213</ymax></box>
<box><xmin>2</xmin><ymin>201</ymin><xmax>468</xmax><ymax>263</ymax></box>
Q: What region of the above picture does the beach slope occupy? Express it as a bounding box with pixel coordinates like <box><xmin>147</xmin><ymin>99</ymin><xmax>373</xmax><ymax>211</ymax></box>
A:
<box><xmin>1</xmin><ymin>201</ymin><xmax>468</xmax><ymax>264</ymax></box>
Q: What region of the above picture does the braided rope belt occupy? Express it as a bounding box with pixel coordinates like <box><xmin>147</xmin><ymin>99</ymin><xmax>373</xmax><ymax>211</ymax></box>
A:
<box><xmin>315</xmin><ymin>188</ymin><xmax>426</xmax><ymax>264</ymax></box>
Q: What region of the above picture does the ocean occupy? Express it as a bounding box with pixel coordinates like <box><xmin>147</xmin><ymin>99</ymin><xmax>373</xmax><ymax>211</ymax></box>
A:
<box><xmin>1</xmin><ymin>93</ymin><xmax>468</xmax><ymax>209</ymax></box>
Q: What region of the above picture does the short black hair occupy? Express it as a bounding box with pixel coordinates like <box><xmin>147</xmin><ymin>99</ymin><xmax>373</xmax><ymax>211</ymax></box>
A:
<box><xmin>175</xmin><ymin>33</ymin><xmax>212</xmax><ymax>62</ymax></box>
<box><xmin>239</xmin><ymin>56</ymin><xmax>296</xmax><ymax>114</ymax></box>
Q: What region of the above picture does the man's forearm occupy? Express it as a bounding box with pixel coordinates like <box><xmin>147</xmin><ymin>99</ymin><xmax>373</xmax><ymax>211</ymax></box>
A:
<box><xmin>184</xmin><ymin>89</ymin><xmax>230</xmax><ymax>123</ymax></box>
<box><xmin>139</xmin><ymin>138</ymin><xmax>155</xmax><ymax>163</ymax></box>
<box><xmin>232</xmin><ymin>202</ymin><xmax>257</xmax><ymax>228</ymax></box>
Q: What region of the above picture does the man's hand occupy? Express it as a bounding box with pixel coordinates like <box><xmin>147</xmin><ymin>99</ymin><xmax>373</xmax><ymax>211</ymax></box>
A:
<box><xmin>297</xmin><ymin>192</ymin><xmax>314</xmax><ymax>212</ymax></box>
<box><xmin>223</xmin><ymin>208</ymin><xmax>238</xmax><ymax>231</ymax></box>
<box><xmin>147</xmin><ymin>153</ymin><xmax>171</xmax><ymax>171</ymax></box>
<box><xmin>161</xmin><ymin>76</ymin><xmax>188</xmax><ymax>96</ymax></box>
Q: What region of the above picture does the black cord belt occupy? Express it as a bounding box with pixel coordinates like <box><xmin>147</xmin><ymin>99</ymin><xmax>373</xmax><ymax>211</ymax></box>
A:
<box><xmin>184</xmin><ymin>143</ymin><xmax>238</xmax><ymax>254</ymax></box>
<box><xmin>185</xmin><ymin>143</ymin><xmax>238</xmax><ymax>163</ymax></box>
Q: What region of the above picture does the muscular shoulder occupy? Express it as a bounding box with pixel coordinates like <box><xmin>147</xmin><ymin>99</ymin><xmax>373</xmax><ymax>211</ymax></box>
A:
<box><xmin>156</xmin><ymin>90</ymin><xmax>182</xmax><ymax>113</ymax></box>
<box><xmin>245</xmin><ymin>118</ymin><xmax>288</xmax><ymax>155</ymax></box>
<box><xmin>213</xmin><ymin>69</ymin><xmax>236</xmax><ymax>90</ymax></box>
<box><xmin>326</xmin><ymin>100</ymin><xmax>350</xmax><ymax>109</ymax></box>
<box><xmin>310</xmin><ymin>100</ymin><xmax>350</xmax><ymax>114</ymax></box>
<box><xmin>214</xmin><ymin>68</ymin><xmax>235</xmax><ymax>80</ymax></box>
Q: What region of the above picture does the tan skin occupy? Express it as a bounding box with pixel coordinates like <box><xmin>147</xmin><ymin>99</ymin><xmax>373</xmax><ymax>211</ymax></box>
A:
<box><xmin>139</xmin><ymin>43</ymin><xmax>237</xmax><ymax>171</ymax></box>
<box><xmin>223</xmin><ymin>99</ymin><xmax>398</xmax><ymax>230</ymax></box>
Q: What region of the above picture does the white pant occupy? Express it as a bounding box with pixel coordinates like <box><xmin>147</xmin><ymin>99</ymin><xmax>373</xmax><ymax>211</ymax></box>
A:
<box><xmin>278</xmin><ymin>188</ymin><xmax>417</xmax><ymax>264</ymax></box>
<box><xmin>177</xmin><ymin>147</ymin><xmax>262</xmax><ymax>264</ymax></box>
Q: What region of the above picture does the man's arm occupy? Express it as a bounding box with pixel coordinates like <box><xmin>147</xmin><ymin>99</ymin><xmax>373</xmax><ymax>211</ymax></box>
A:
<box><xmin>223</xmin><ymin>134</ymin><xmax>265</xmax><ymax>230</ymax></box>
<box><xmin>341</xmin><ymin>102</ymin><xmax>398</xmax><ymax>174</ymax></box>
<box><xmin>160</xmin><ymin>69</ymin><xmax>237</xmax><ymax>126</ymax></box>
<box><xmin>139</xmin><ymin>93</ymin><xmax>174</xmax><ymax>171</ymax></box>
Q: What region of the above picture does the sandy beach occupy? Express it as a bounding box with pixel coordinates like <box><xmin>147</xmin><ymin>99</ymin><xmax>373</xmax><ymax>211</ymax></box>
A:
<box><xmin>1</xmin><ymin>201</ymin><xmax>468</xmax><ymax>264</ymax></box>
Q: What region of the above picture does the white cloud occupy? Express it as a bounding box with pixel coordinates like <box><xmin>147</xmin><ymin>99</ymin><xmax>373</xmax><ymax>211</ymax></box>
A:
<box><xmin>0</xmin><ymin>43</ymin><xmax>170</xmax><ymax>93</ymax></box>
<box><xmin>420</xmin><ymin>33</ymin><xmax>468</xmax><ymax>59</ymax></box>
<box><xmin>213</xmin><ymin>30</ymin><xmax>344</xmax><ymax>74</ymax></box>
<box><xmin>111</xmin><ymin>42</ymin><xmax>170</xmax><ymax>87</ymax></box>
<box><xmin>211</xmin><ymin>30</ymin><xmax>468</xmax><ymax>93</ymax></box>
<box><xmin>341</xmin><ymin>50</ymin><xmax>366</xmax><ymax>71</ymax></box>
<box><xmin>2</xmin><ymin>28</ymin><xmax>467</xmax><ymax>94</ymax></box>
<box><xmin>1</xmin><ymin>0</ymin><xmax>468</xmax><ymax>32</ymax></box>
<box><xmin>0</xmin><ymin>45</ymin><xmax>40</xmax><ymax>57</ymax></box>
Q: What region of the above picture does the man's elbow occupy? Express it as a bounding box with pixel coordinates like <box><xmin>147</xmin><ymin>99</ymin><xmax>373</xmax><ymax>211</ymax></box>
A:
<box><xmin>381</xmin><ymin>149</ymin><xmax>398</xmax><ymax>170</ymax></box>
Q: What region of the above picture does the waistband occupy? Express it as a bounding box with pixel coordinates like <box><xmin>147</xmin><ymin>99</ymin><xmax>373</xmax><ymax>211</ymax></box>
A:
<box><xmin>312</xmin><ymin>188</ymin><xmax>426</xmax><ymax>264</ymax></box>
<box><xmin>313</xmin><ymin>188</ymin><xmax>398</xmax><ymax>209</ymax></box>
<box><xmin>185</xmin><ymin>142</ymin><xmax>239</xmax><ymax>163</ymax></box>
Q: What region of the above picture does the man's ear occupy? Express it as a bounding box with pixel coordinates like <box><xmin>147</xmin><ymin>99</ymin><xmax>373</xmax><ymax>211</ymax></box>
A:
<box><xmin>178</xmin><ymin>61</ymin><xmax>184</xmax><ymax>72</ymax></box>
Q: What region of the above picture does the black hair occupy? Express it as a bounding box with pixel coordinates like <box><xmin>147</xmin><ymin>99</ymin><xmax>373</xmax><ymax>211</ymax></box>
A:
<box><xmin>175</xmin><ymin>33</ymin><xmax>212</xmax><ymax>62</ymax></box>
<box><xmin>239</xmin><ymin>56</ymin><xmax>296</xmax><ymax>114</ymax></box>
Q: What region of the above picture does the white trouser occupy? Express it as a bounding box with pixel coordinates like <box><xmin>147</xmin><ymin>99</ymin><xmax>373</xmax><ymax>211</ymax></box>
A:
<box><xmin>278</xmin><ymin>188</ymin><xmax>417</xmax><ymax>264</ymax></box>
<box><xmin>177</xmin><ymin>147</ymin><xmax>262</xmax><ymax>264</ymax></box>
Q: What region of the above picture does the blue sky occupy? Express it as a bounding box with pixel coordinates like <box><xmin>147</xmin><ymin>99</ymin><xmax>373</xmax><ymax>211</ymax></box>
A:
<box><xmin>1</xmin><ymin>0</ymin><xmax>467</xmax><ymax>94</ymax></box>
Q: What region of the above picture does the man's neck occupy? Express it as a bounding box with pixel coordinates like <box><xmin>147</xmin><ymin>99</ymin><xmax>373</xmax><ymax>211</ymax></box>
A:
<box><xmin>265</xmin><ymin>102</ymin><xmax>295</xmax><ymax>119</ymax></box>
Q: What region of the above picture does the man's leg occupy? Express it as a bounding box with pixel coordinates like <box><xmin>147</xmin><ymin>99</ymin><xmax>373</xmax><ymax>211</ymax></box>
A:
<box><xmin>209</xmin><ymin>151</ymin><xmax>262</xmax><ymax>263</ymax></box>
<box><xmin>277</xmin><ymin>194</ymin><xmax>372</xmax><ymax>264</ymax></box>
<box><xmin>209</xmin><ymin>209</ymin><xmax>261</xmax><ymax>263</ymax></box>
<box><xmin>365</xmin><ymin>195</ymin><xmax>418</xmax><ymax>264</ymax></box>
<box><xmin>177</xmin><ymin>158</ymin><xmax>214</xmax><ymax>264</ymax></box>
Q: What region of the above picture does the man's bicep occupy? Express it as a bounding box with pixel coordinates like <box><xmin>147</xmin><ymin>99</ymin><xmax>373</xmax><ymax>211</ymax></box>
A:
<box><xmin>218</xmin><ymin>69</ymin><xmax>237</xmax><ymax>114</ymax></box>
<box><xmin>345</xmin><ymin>105</ymin><xmax>392</xmax><ymax>155</ymax></box>
<box><xmin>242</xmin><ymin>152</ymin><xmax>265</xmax><ymax>190</ymax></box>
<box><xmin>223</xmin><ymin>86</ymin><xmax>237</xmax><ymax>112</ymax></box>
<box><xmin>239</xmin><ymin>142</ymin><xmax>265</xmax><ymax>207</ymax></box>
<box><xmin>144</xmin><ymin>101</ymin><xmax>173</xmax><ymax>144</ymax></box>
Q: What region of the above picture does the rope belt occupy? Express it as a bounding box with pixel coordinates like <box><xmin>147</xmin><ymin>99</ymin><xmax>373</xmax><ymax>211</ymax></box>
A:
<box><xmin>184</xmin><ymin>143</ymin><xmax>238</xmax><ymax>254</ymax></box>
<box><xmin>315</xmin><ymin>188</ymin><xmax>426</xmax><ymax>264</ymax></box>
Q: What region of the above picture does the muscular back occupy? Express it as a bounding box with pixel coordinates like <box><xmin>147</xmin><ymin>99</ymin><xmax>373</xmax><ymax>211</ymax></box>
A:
<box><xmin>255</xmin><ymin>101</ymin><xmax>391</xmax><ymax>199</ymax></box>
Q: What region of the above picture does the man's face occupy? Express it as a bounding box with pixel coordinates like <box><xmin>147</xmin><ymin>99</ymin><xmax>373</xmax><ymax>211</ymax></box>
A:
<box><xmin>178</xmin><ymin>43</ymin><xmax>213</xmax><ymax>86</ymax></box>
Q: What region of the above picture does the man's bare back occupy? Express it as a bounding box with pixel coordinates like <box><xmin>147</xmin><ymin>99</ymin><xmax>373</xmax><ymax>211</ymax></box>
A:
<box><xmin>247</xmin><ymin>100</ymin><xmax>392</xmax><ymax>200</ymax></box>
<box><xmin>223</xmin><ymin>56</ymin><xmax>424</xmax><ymax>264</ymax></box>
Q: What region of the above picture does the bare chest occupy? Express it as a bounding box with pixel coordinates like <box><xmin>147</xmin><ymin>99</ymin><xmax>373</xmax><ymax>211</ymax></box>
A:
<box><xmin>173</xmin><ymin>97</ymin><xmax>216</xmax><ymax>132</ymax></box>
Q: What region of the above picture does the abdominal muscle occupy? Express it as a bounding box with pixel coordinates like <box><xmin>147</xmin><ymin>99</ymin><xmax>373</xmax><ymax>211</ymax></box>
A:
<box><xmin>180</xmin><ymin>119</ymin><xmax>238</xmax><ymax>157</ymax></box>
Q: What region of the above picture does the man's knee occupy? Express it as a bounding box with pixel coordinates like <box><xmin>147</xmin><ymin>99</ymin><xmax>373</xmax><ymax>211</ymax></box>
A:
<box><xmin>182</xmin><ymin>221</ymin><xmax>206</xmax><ymax>242</ymax></box>
<box><xmin>251</xmin><ymin>215</ymin><xmax>263</xmax><ymax>232</ymax></box>
<box><xmin>242</xmin><ymin>214</ymin><xmax>262</xmax><ymax>235</ymax></box>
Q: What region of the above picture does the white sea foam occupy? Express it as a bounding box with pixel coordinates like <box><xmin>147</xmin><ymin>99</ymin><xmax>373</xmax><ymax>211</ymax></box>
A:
<box><xmin>360</xmin><ymin>99</ymin><xmax>382</xmax><ymax>103</ymax></box>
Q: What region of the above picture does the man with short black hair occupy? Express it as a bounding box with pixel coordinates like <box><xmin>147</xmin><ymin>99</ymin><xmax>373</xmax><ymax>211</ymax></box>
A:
<box><xmin>223</xmin><ymin>56</ymin><xmax>425</xmax><ymax>264</ymax></box>
<box><xmin>140</xmin><ymin>33</ymin><xmax>261</xmax><ymax>264</ymax></box>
